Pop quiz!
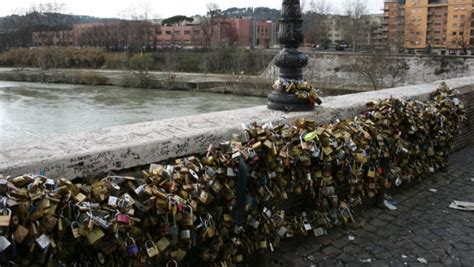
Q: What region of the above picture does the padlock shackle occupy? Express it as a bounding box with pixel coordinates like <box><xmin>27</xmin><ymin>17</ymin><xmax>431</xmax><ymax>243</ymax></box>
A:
<box><xmin>125</xmin><ymin>236</ymin><xmax>135</xmax><ymax>246</ymax></box>
<box><xmin>145</xmin><ymin>240</ymin><xmax>156</xmax><ymax>248</ymax></box>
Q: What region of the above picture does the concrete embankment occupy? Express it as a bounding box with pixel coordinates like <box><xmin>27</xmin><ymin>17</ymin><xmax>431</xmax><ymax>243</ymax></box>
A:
<box><xmin>0</xmin><ymin>68</ymin><xmax>362</xmax><ymax>97</ymax></box>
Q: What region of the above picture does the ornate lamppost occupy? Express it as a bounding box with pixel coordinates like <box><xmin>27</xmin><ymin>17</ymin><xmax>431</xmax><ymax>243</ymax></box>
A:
<box><xmin>267</xmin><ymin>0</ymin><xmax>321</xmax><ymax>111</ymax></box>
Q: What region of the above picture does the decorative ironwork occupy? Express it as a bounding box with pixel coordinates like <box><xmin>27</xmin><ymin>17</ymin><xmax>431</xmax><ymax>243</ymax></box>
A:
<box><xmin>267</xmin><ymin>0</ymin><xmax>318</xmax><ymax>111</ymax></box>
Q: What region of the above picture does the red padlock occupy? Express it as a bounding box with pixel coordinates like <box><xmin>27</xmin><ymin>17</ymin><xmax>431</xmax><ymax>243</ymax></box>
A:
<box><xmin>176</xmin><ymin>203</ymin><xmax>185</xmax><ymax>213</ymax></box>
<box><xmin>160</xmin><ymin>223</ymin><xmax>170</xmax><ymax>236</ymax></box>
<box><xmin>116</xmin><ymin>213</ymin><xmax>130</xmax><ymax>225</ymax></box>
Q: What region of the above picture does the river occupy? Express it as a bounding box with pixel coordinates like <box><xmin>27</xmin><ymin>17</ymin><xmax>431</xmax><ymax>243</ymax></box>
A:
<box><xmin>0</xmin><ymin>81</ymin><xmax>266</xmax><ymax>146</ymax></box>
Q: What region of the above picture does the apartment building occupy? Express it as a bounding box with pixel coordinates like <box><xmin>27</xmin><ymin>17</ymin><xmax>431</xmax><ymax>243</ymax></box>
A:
<box><xmin>383</xmin><ymin>0</ymin><xmax>406</xmax><ymax>52</ymax></box>
<box><xmin>384</xmin><ymin>0</ymin><xmax>473</xmax><ymax>52</ymax></box>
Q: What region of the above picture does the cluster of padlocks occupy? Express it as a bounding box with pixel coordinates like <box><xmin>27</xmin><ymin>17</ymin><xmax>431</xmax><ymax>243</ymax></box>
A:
<box><xmin>0</xmin><ymin>83</ymin><xmax>465</xmax><ymax>266</ymax></box>
<box><xmin>272</xmin><ymin>79</ymin><xmax>322</xmax><ymax>105</ymax></box>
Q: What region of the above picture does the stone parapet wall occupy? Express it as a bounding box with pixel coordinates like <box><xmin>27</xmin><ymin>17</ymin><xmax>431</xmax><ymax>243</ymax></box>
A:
<box><xmin>262</xmin><ymin>53</ymin><xmax>474</xmax><ymax>89</ymax></box>
<box><xmin>1</xmin><ymin>77</ymin><xmax>473</xmax><ymax>179</ymax></box>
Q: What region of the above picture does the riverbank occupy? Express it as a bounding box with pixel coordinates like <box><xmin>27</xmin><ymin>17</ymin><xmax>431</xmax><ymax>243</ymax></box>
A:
<box><xmin>0</xmin><ymin>68</ymin><xmax>365</xmax><ymax>97</ymax></box>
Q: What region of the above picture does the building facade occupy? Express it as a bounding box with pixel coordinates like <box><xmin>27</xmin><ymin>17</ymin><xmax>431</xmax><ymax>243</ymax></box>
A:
<box><xmin>31</xmin><ymin>17</ymin><xmax>277</xmax><ymax>50</ymax></box>
<box><xmin>384</xmin><ymin>0</ymin><xmax>474</xmax><ymax>52</ymax></box>
<box><xmin>32</xmin><ymin>30</ymin><xmax>74</xmax><ymax>47</ymax></box>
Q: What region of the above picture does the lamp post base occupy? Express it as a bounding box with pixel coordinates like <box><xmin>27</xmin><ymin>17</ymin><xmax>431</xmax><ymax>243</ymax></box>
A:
<box><xmin>267</xmin><ymin>91</ymin><xmax>315</xmax><ymax>111</ymax></box>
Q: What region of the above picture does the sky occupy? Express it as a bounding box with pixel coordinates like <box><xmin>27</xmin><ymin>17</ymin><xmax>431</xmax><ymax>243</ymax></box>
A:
<box><xmin>1</xmin><ymin>0</ymin><xmax>384</xmax><ymax>19</ymax></box>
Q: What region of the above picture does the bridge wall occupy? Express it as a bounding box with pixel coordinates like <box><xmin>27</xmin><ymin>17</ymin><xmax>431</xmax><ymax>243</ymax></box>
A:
<box><xmin>1</xmin><ymin>76</ymin><xmax>473</xmax><ymax>179</ymax></box>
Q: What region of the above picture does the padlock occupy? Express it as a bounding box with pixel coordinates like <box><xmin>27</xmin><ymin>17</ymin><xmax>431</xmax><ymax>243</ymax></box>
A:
<box><xmin>0</xmin><ymin>178</ymin><xmax>8</xmax><ymax>193</ymax></box>
<box><xmin>180</xmin><ymin>229</ymin><xmax>191</xmax><ymax>239</ymax></box>
<box><xmin>116</xmin><ymin>213</ymin><xmax>130</xmax><ymax>225</ymax></box>
<box><xmin>0</xmin><ymin>208</ymin><xmax>11</xmax><ymax>227</ymax></box>
<box><xmin>14</xmin><ymin>225</ymin><xmax>29</xmax><ymax>243</ymax></box>
<box><xmin>108</xmin><ymin>196</ymin><xmax>118</xmax><ymax>207</ymax></box>
<box><xmin>41</xmin><ymin>214</ymin><xmax>58</xmax><ymax>233</ymax></box>
<box><xmin>199</xmin><ymin>190</ymin><xmax>209</xmax><ymax>204</ymax></box>
<box><xmin>36</xmin><ymin>234</ymin><xmax>51</xmax><ymax>250</ymax></box>
<box><xmin>156</xmin><ymin>237</ymin><xmax>170</xmax><ymax>252</ymax></box>
<box><xmin>249</xmin><ymin>216</ymin><xmax>261</xmax><ymax>229</ymax></box>
<box><xmin>170</xmin><ymin>248</ymin><xmax>187</xmax><ymax>261</ymax></box>
<box><xmin>0</xmin><ymin>235</ymin><xmax>11</xmax><ymax>252</ymax></box>
<box><xmin>86</xmin><ymin>227</ymin><xmax>105</xmax><ymax>245</ymax></box>
<box><xmin>145</xmin><ymin>240</ymin><xmax>159</xmax><ymax>258</ymax></box>
<box><xmin>74</xmin><ymin>193</ymin><xmax>87</xmax><ymax>203</ymax></box>
<box><xmin>166</xmin><ymin>259</ymin><xmax>178</xmax><ymax>267</ymax></box>
<box><xmin>313</xmin><ymin>227</ymin><xmax>327</xmax><ymax>237</ymax></box>
<box><xmin>125</xmin><ymin>237</ymin><xmax>139</xmax><ymax>256</ymax></box>
<box><xmin>277</xmin><ymin>226</ymin><xmax>288</xmax><ymax>237</ymax></box>
<box><xmin>71</xmin><ymin>222</ymin><xmax>81</xmax><ymax>238</ymax></box>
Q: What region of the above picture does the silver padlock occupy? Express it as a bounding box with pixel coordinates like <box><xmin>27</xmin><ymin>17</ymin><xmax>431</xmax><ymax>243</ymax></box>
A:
<box><xmin>262</xmin><ymin>207</ymin><xmax>272</xmax><ymax>220</ymax></box>
<box><xmin>303</xmin><ymin>220</ymin><xmax>313</xmax><ymax>231</ymax></box>
<box><xmin>249</xmin><ymin>216</ymin><xmax>261</xmax><ymax>229</ymax></box>
<box><xmin>134</xmin><ymin>185</ymin><xmax>145</xmax><ymax>196</ymax></box>
<box><xmin>277</xmin><ymin>226</ymin><xmax>288</xmax><ymax>237</ymax></box>
<box><xmin>180</xmin><ymin>229</ymin><xmax>191</xmax><ymax>239</ymax></box>
<box><xmin>226</xmin><ymin>167</ymin><xmax>236</xmax><ymax>177</ymax></box>
<box><xmin>45</xmin><ymin>178</ymin><xmax>56</xmax><ymax>190</ymax></box>
<box><xmin>0</xmin><ymin>235</ymin><xmax>11</xmax><ymax>252</ymax></box>
<box><xmin>313</xmin><ymin>227</ymin><xmax>326</xmax><ymax>237</ymax></box>
<box><xmin>36</xmin><ymin>234</ymin><xmax>51</xmax><ymax>250</ymax></box>
<box><xmin>108</xmin><ymin>196</ymin><xmax>118</xmax><ymax>207</ymax></box>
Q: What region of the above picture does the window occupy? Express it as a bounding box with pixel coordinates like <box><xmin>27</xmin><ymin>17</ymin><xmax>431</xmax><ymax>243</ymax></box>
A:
<box><xmin>453</xmin><ymin>31</ymin><xmax>457</xmax><ymax>35</ymax></box>
<box><xmin>174</xmin><ymin>31</ymin><xmax>180</xmax><ymax>35</ymax></box>
<box><xmin>165</xmin><ymin>31</ymin><xmax>171</xmax><ymax>35</ymax></box>
<box><xmin>194</xmin><ymin>30</ymin><xmax>200</xmax><ymax>35</ymax></box>
<box><xmin>157</xmin><ymin>31</ymin><xmax>162</xmax><ymax>35</ymax></box>
<box><xmin>184</xmin><ymin>31</ymin><xmax>190</xmax><ymax>35</ymax></box>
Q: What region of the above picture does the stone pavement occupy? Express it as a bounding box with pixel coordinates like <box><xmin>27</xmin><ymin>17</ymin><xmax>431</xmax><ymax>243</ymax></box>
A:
<box><xmin>270</xmin><ymin>145</ymin><xmax>474</xmax><ymax>267</ymax></box>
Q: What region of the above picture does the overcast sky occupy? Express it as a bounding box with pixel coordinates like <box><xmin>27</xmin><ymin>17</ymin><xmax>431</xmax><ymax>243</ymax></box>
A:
<box><xmin>1</xmin><ymin>0</ymin><xmax>384</xmax><ymax>18</ymax></box>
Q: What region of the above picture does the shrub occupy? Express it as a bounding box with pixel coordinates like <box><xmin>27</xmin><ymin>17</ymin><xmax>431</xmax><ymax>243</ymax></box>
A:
<box><xmin>79</xmin><ymin>71</ymin><xmax>108</xmax><ymax>85</ymax></box>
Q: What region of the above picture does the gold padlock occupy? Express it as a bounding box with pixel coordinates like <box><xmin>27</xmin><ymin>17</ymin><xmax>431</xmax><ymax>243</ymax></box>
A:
<box><xmin>0</xmin><ymin>208</ymin><xmax>11</xmax><ymax>227</ymax></box>
<box><xmin>13</xmin><ymin>225</ymin><xmax>29</xmax><ymax>243</ymax></box>
<box><xmin>87</xmin><ymin>227</ymin><xmax>105</xmax><ymax>245</ymax></box>
<box><xmin>145</xmin><ymin>240</ymin><xmax>160</xmax><ymax>258</ymax></box>
<box><xmin>156</xmin><ymin>237</ymin><xmax>170</xmax><ymax>252</ymax></box>
<box><xmin>71</xmin><ymin>222</ymin><xmax>81</xmax><ymax>239</ymax></box>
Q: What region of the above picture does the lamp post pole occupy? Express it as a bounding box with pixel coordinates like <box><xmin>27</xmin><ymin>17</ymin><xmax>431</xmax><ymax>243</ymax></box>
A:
<box><xmin>267</xmin><ymin>0</ymin><xmax>316</xmax><ymax>111</ymax></box>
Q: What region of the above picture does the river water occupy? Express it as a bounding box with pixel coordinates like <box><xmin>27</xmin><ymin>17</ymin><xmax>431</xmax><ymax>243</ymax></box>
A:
<box><xmin>0</xmin><ymin>81</ymin><xmax>266</xmax><ymax>146</ymax></box>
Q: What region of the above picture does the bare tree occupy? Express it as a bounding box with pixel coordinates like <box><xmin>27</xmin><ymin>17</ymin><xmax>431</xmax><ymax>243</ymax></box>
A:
<box><xmin>454</xmin><ymin>16</ymin><xmax>471</xmax><ymax>55</ymax></box>
<box><xmin>304</xmin><ymin>0</ymin><xmax>333</xmax><ymax>47</ymax></box>
<box><xmin>28</xmin><ymin>2</ymin><xmax>69</xmax><ymax>47</ymax></box>
<box><xmin>200</xmin><ymin>2</ymin><xmax>220</xmax><ymax>49</ymax></box>
<box><xmin>343</xmin><ymin>0</ymin><xmax>367</xmax><ymax>52</ymax></box>
<box><xmin>342</xmin><ymin>53</ymin><xmax>409</xmax><ymax>90</ymax></box>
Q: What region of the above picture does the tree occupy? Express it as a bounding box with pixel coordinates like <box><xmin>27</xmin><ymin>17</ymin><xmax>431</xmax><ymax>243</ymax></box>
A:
<box><xmin>343</xmin><ymin>0</ymin><xmax>367</xmax><ymax>52</ymax></box>
<box><xmin>161</xmin><ymin>16</ymin><xmax>194</xmax><ymax>26</ymax></box>
<box><xmin>303</xmin><ymin>0</ymin><xmax>333</xmax><ymax>47</ymax></box>
<box><xmin>200</xmin><ymin>2</ymin><xmax>220</xmax><ymax>49</ymax></box>
<box><xmin>128</xmin><ymin>53</ymin><xmax>154</xmax><ymax>88</ymax></box>
<box><xmin>342</xmin><ymin>53</ymin><xmax>409</xmax><ymax>90</ymax></box>
<box><xmin>454</xmin><ymin>16</ymin><xmax>471</xmax><ymax>55</ymax></box>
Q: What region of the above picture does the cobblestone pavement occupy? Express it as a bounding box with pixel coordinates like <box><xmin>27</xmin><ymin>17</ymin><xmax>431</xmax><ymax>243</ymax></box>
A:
<box><xmin>269</xmin><ymin>145</ymin><xmax>474</xmax><ymax>267</ymax></box>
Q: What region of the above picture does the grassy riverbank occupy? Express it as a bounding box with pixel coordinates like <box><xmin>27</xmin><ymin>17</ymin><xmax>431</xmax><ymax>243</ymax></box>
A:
<box><xmin>0</xmin><ymin>47</ymin><xmax>276</xmax><ymax>75</ymax></box>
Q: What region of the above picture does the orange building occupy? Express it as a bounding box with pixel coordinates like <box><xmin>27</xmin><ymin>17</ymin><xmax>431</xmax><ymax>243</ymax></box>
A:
<box><xmin>384</xmin><ymin>0</ymin><xmax>473</xmax><ymax>52</ymax></box>
<box><xmin>383</xmin><ymin>0</ymin><xmax>406</xmax><ymax>52</ymax></box>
